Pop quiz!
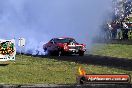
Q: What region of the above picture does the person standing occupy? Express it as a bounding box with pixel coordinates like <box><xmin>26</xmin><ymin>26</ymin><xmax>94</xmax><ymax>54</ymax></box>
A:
<box><xmin>128</xmin><ymin>30</ymin><xmax>132</xmax><ymax>39</ymax></box>
<box><xmin>122</xmin><ymin>22</ymin><xmax>129</xmax><ymax>39</ymax></box>
<box><xmin>107</xmin><ymin>22</ymin><xmax>113</xmax><ymax>39</ymax></box>
<box><xmin>111</xmin><ymin>21</ymin><xmax>117</xmax><ymax>39</ymax></box>
<box><xmin>116</xmin><ymin>22</ymin><xmax>122</xmax><ymax>39</ymax></box>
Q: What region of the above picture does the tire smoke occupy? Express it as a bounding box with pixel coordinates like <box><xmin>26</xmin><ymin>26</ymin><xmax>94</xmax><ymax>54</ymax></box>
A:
<box><xmin>0</xmin><ymin>0</ymin><xmax>112</xmax><ymax>55</ymax></box>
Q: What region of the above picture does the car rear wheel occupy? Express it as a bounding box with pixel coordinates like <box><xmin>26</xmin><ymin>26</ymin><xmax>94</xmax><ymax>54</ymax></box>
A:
<box><xmin>52</xmin><ymin>50</ymin><xmax>61</xmax><ymax>56</ymax></box>
<box><xmin>45</xmin><ymin>48</ymin><xmax>51</xmax><ymax>56</ymax></box>
<box><xmin>79</xmin><ymin>51</ymin><xmax>84</xmax><ymax>56</ymax></box>
<box><xmin>58</xmin><ymin>51</ymin><xmax>62</xmax><ymax>56</ymax></box>
<box><xmin>57</xmin><ymin>50</ymin><xmax>65</xmax><ymax>56</ymax></box>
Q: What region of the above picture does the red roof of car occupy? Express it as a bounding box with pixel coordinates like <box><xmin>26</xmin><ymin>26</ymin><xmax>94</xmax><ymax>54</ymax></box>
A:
<box><xmin>54</xmin><ymin>37</ymin><xmax>74</xmax><ymax>39</ymax></box>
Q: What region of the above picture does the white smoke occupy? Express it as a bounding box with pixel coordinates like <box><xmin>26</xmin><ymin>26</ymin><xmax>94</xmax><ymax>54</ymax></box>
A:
<box><xmin>0</xmin><ymin>0</ymin><xmax>112</xmax><ymax>55</ymax></box>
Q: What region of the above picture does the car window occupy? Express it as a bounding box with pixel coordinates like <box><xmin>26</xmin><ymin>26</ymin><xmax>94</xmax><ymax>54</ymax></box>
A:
<box><xmin>49</xmin><ymin>39</ymin><xmax>54</xmax><ymax>43</ymax></box>
<box><xmin>54</xmin><ymin>38</ymin><xmax>77</xmax><ymax>43</ymax></box>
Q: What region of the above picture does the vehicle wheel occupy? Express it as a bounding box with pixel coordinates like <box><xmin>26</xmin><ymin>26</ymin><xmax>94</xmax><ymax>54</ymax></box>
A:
<box><xmin>45</xmin><ymin>49</ymin><xmax>51</xmax><ymax>56</ymax></box>
<box><xmin>58</xmin><ymin>50</ymin><xmax>62</xmax><ymax>56</ymax></box>
<box><xmin>79</xmin><ymin>51</ymin><xmax>84</xmax><ymax>56</ymax></box>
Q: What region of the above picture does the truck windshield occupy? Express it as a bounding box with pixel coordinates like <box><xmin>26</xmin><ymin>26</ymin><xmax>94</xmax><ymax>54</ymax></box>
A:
<box><xmin>54</xmin><ymin>38</ymin><xmax>77</xmax><ymax>43</ymax></box>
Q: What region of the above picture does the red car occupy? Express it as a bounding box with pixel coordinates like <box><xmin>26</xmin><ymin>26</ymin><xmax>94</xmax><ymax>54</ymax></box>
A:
<box><xmin>43</xmin><ymin>37</ymin><xmax>86</xmax><ymax>56</ymax></box>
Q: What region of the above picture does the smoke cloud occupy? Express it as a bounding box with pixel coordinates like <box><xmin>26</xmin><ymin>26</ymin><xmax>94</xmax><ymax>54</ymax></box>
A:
<box><xmin>0</xmin><ymin>0</ymin><xmax>112</xmax><ymax>55</ymax></box>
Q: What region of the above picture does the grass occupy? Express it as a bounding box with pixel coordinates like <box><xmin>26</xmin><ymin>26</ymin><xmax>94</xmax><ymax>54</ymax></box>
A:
<box><xmin>0</xmin><ymin>55</ymin><xmax>79</xmax><ymax>84</ymax></box>
<box><xmin>0</xmin><ymin>44</ymin><xmax>131</xmax><ymax>84</ymax></box>
<box><xmin>129</xmin><ymin>17</ymin><xmax>132</xmax><ymax>22</ymax></box>
<box><xmin>90</xmin><ymin>44</ymin><xmax>132</xmax><ymax>59</ymax></box>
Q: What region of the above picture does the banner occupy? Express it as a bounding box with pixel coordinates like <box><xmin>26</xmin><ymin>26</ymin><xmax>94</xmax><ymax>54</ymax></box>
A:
<box><xmin>0</xmin><ymin>39</ymin><xmax>16</xmax><ymax>61</ymax></box>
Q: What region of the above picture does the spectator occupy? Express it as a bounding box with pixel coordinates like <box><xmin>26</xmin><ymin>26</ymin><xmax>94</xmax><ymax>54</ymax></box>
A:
<box><xmin>122</xmin><ymin>21</ymin><xmax>129</xmax><ymax>39</ymax></box>
<box><xmin>116</xmin><ymin>22</ymin><xmax>122</xmax><ymax>39</ymax></box>
<box><xmin>111</xmin><ymin>21</ymin><xmax>117</xmax><ymax>39</ymax></box>
<box><xmin>107</xmin><ymin>22</ymin><xmax>113</xmax><ymax>39</ymax></box>
<box><xmin>128</xmin><ymin>30</ymin><xmax>132</xmax><ymax>39</ymax></box>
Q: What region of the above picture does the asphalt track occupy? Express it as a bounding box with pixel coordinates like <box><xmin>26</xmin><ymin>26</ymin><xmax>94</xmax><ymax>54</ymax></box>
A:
<box><xmin>0</xmin><ymin>84</ymin><xmax>131</xmax><ymax>88</ymax></box>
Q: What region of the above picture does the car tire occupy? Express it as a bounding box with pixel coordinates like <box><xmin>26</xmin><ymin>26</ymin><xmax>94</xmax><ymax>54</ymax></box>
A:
<box><xmin>58</xmin><ymin>50</ymin><xmax>62</xmax><ymax>56</ymax></box>
<box><xmin>79</xmin><ymin>51</ymin><xmax>84</xmax><ymax>56</ymax></box>
<box><xmin>45</xmin><ymin>49</ymin><xmax>51</xmax><ymax>56</ymax></box>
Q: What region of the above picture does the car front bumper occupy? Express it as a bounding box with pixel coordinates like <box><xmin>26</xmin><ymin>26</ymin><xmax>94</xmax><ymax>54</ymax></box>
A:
<box><xmin>64</xmin><ymin>48</ymin><xmax>86</xmax><ymax>54</ymax></box>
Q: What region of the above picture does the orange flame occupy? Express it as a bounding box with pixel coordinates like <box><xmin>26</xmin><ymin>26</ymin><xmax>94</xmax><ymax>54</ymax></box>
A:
<box><xmin>78</xmin><ymin>66</ymin><xmax>86</xmax><ymax>76</ymax></box>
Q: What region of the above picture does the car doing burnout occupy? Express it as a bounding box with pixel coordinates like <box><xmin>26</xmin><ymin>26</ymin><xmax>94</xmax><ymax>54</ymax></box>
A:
<box><xmin>43</xmin><ymin>37</ymin><xmax>86</xmax><ymax>56</ymax></box>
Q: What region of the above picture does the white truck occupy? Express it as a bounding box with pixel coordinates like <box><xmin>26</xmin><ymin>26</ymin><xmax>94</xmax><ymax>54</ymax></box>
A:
<box><xmin>0</xmin><ymin>39</ymin><xmax>16</xmax><ymax>64</ymax></box>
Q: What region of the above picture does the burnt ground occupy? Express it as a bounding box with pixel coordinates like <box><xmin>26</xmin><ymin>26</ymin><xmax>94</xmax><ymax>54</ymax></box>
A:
<box><xmin>29</xmin><ymin>54</ymin><xmax>132</xmax><ymax>88</ymax></box>
<box><xmin>10</xmin><ymin>54</ymin><xmax>132</xmax><ymax>88</ymax></box>
<box><xmin>12</xmin><ymin>40</ymin><xmax>132</xmax><ymax>87</ymax></box>
<box><xmin>33</xmin><ymin>54</ymin><xmax>132</xmax><ymax>71</ymax></box>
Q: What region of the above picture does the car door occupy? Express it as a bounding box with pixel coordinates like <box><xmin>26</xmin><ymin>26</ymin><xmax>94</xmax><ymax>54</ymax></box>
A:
<box><xmin>47</xmin><ymin>39</ymin><xmax>58</xmax><ymax>52</ymax></box>
<box><xmin>46</xmin><ymin>39</ymin><xmax>54</xmax><ymax>51</ymax></box>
